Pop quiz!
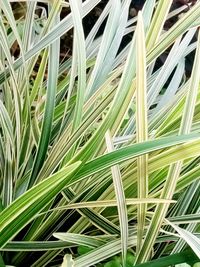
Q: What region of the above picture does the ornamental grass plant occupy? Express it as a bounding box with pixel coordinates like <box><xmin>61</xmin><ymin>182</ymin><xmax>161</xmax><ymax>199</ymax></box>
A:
<box><xmin>0</xmin><ymin>0</ymin><xmax>200</xmax><ymax>266</ymax></box>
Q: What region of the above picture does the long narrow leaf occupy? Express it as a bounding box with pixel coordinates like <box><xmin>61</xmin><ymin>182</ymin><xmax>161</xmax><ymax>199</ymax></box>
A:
<box><xmin>135</xmin><ymin>12</ymin><xmax>148</xmax><ymax>252</ymax></box>
<box><xmin>105</xmin><ymin>130</ymin><xmax>128</xmax><ymax>265</ymax></box>
<box><xmin>0</xmin><ymin>162</ymin><xmax>81</xmax><ymax>248</ymax></box>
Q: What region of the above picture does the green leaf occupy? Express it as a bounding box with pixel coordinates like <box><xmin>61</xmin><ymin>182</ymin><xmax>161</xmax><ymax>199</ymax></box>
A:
<box><xmin>104</xmin><ymin>260</ymin><xmax>121</xmax><ymax>267</ymax></box>
<box><xmin>105</xmin><ymin>130</ymin><xmax>128</xmax><ymax>267</ymax></box>
<box><xmin>134</xmin><ymin>250</ymin><xmax>198</xmax><ymax>267</ymax></box>
<box><xmin>135</xmin><ymin>11</ymin><xmax>148</xmax><ymax>252</ymax></box>
<box><xmin>75</xmin><ymin>133</ymin><xmax>200</xmax><ymax>183</ymax></box>
<box><xmin>1</xmin><ymin>241</ymin><xmax>76</xmax><ymax>251</ymax></box>
<box><xmin>29</xmin><ymin>12</ymin><xmax>60</xmax><ymax>188</ymax></box>
<box><xmin>169</xmin><ymin>222</ymin><xmax>200</xmax><ymax>259</ymax></box>
<box><xmin>0</xmin><ymin>162</ymin><xmax>81</xmax><ymax>248</ymax></box>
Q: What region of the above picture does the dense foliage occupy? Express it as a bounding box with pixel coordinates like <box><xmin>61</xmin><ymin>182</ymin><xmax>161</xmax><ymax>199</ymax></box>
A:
<box><xmin>0</xmin><ymin>0</ymin><xmax>200</xmax><ymax>266</ymax></box>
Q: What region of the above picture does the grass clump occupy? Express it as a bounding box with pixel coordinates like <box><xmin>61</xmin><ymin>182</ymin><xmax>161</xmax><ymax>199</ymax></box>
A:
<box><xmin>0</xmin><ymin>0</ymin><xmax>200</xmax><ymax>266</ymax></box>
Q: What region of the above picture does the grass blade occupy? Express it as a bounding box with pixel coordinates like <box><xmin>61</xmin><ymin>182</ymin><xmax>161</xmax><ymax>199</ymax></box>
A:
<box><xmin>169</xmin><ymin>221</ymin><xmax>200</xmax><ymax>259</ymax></box>
<box><xmin>29</xmin><ymin>8</ymin><xmax>60</xmax><ymax>187</ymax></box>
<box><xmin>0</xmin><ymin>162</ymin><xmax>81</xmax><ymax>248</ymax></box>
<box><xmin>135</xmin><ymin>12</ymin><xmax>148</xmax><ymax>252</ymax></box>
<box><xmin>105</xmin><ymin>130</ymin><xmax>128</xmax><ymax>266</ymax></box>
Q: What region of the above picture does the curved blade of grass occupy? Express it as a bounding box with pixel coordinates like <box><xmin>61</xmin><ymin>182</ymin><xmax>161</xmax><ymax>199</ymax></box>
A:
<box><xmin>171</xmin><ymin>180</ymin><xmax>200</xmax><ymax>253</ymax></box>
<box><xmin>0</xmin><ymin>14</ymin><xmax>17</xmax><ymax>84</ymax></box>
<box><xmin>146</xmin><ymin>0</ymin><xmax>173</xmax><ymax>50</ymax></box>
<box><xmin>148</xmin><ymin>28</ymin><xmax>195</xmax><ymax>110</ymax></box>
<box><xmin>69</xmin><ymin>0</ymin><xmax>86</xmax><ymax>132</ymax></box>
<box><xmin>142</xmin><ymin>0</ymin><xmax>156</xmax><ymax>33</ymax></box>
<box><xmin>169</xmin><ymin>213</ymin><xmax>200</xmax><ymax>224</ymax></box>
<box><xmin>85</xmin><ymin>1</ymin><xmax>111</xmax><ymax>49</ymax></box>
<box><xmin>22</xmin><ymin>1</ymin><xmax>36</xmax><ymax>52</ymax></box>
<box><xmin>86</xmin><ymin>0</ymin><xmax>121</xmax><ymax>96</ymax></box>
<box><xmin>75</xmin><ymin>133</ymin><xmax>200</xmax><ymax>182</ymax></box>
<box><xmin>1</xmin><ymin>0</ymin><xmax>24</xmax><ymax>57</ymax></box>
<box><xmin>0</xmin><ymin>161</ymin><xmax>81</xmax><ymax>248</ymax></box>
<box><xmin>147</xmin><ymin>2</ymin><xmax>200</xmax><ymax>62</ymax></box>
<box><xmin>41</xmin><ymin>198</ymin><xmax>175</xmax><ymax>213</ymax></box>
<box><xmin>0</xmin><ymin>99</ymin><xmax>14</xmax><ymax>146</ymax></box>
<box><xmin>154</xmin><ymin>58</ymin><xmax>185</xmax><ymax>113</ymax></box>
<box><xmin>1</xmin><ymin>241</ymin><xmax>76</xmax><ymax>251</ymax></box>
<box><xmin>53</xmin><ymin>233</ymin><xmax>106</xmax><ymax>248</ymax></box>
<box><xmin>28</xmin><ymin>9</ymin><xmax>60</xmax><ymax>188</ymax></box>
<box><xmin>169</xmin><ymin>221</ymin><xmax>200</xmax><ymax>259</ymax></box>
<box><xmin>134</xmin><ymin>250</ymin><xmax>198</xmax><ymax>267</ymax></box>
<box><xmin>30</xmin><ymin>49</ymin><xmax>48</xmax><ymax>104</ymax></box>
<box><xmin>56</xmin><ymin>42</ymin><xmax>77</xmax><ymax>140</ymax></box>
